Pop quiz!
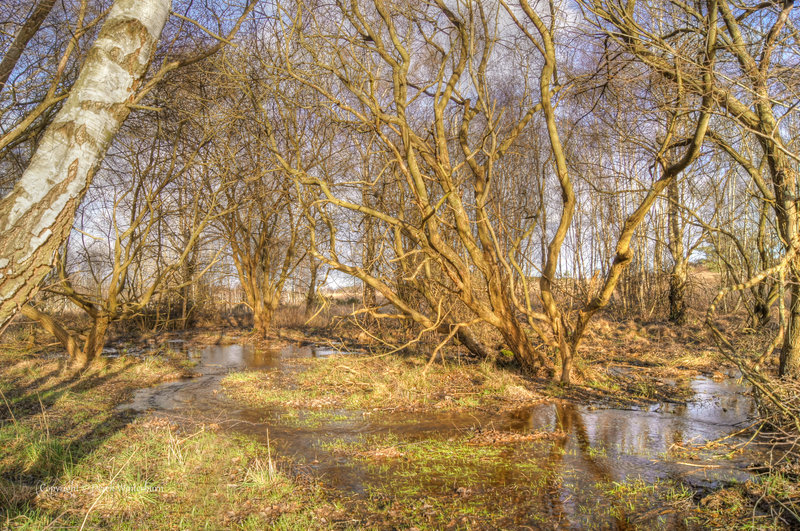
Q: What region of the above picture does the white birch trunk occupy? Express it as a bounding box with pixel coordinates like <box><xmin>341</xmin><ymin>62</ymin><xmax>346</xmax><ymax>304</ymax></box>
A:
<box><xmin>0</xmin><ymin>0</ymin><xmax>171</xmax><ymax>327</ymax></box>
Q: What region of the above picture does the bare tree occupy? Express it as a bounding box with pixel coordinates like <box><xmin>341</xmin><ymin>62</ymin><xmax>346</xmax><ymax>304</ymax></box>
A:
<box><xmin>0</xmin><ymin>0</ymin><xmax>172</xmax><ymax>328</ymax></box>
<box><xmin>204</xmin><ymin>45</ymin><xmax>314</xmax><ymax>336</ymax></box>
<box><xmin>585</xmin><ymin>0</ymin><xmax>800</xmax><ymax>375</ymax></box>
<box><xmin>21</xmin><ymin>102</ymin><xmax>226</xmax><ymax>364</ymax></box>
<box><xmin>0</xmin><ymin>0</ymin><xmax>255</xmax><ymax>331</ymax></box>
<box><xmin>0</xmin><ymin>0</ymin><xmax>58</xmax><ymax>92</ymax></box>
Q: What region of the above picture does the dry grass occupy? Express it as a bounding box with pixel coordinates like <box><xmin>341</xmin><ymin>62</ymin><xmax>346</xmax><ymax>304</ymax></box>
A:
<box><xmin>579</xmin><ymin>314</ymin><xmax>730</xmax><ymax>376</ymax></box>
<box><xmin>223</xmin><ymin>353</ymin><xmax>544</xmax><ymax>412</ymax></box>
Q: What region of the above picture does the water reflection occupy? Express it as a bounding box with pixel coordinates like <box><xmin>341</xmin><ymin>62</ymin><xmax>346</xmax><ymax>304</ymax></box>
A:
<box><xmin>188</xmin><ymin>343</ymin><xmax>342</xmax><ymax>371</ymax></box>
<box><xmin>122</xmin><ymin>344</ymin><xmax>762</xmax><ymax>528</ymax></box>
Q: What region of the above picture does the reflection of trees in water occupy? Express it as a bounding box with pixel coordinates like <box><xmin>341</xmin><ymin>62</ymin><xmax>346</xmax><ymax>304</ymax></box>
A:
<box><xmin>556</xmin><ymin>403</ymin><xmax>612</xmax><ymax>481</ymax></box>
<box><xmin>248</xmin><ymin>348</ymin><xmax>282</xmax><ymax>368</ymax></box>
<box><xmin>539</xmin><ymin>402</ymin><xmax>631</xmax><ymax>528</ymax></box>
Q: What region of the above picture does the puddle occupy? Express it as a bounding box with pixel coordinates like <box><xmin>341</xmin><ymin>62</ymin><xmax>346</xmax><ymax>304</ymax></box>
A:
<box><xmin>121</xmin><ymin>344</ymin><xmax>764</xmax><ymax>528</ymax></box>
<box><xmin>122</xmin><ymin>344</ymin><xmax>340</xmax><ymax>412</ymax></box>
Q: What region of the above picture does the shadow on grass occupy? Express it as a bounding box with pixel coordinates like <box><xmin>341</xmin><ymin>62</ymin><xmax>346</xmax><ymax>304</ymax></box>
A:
<box><xmin>0</xmin><ymin>355</ymin><xmax>156</xmax><ymax>526</ymax></box>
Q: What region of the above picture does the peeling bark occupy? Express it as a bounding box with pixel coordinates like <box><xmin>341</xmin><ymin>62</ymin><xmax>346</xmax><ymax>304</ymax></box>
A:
<box><xmin>0</xmin><ymin>0</ymin><xmax>171</xmax><ymax>328</ymax></box>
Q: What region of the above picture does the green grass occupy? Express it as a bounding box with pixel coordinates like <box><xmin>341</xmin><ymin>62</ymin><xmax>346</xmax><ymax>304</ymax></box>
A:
<box><xmin>277</xmin><ymin>409</ymin><xmax>351</xmax><ymax>428</ymax></box>
<box><xmin>320</xmin><ymin>431</ymin><xmax>572</xmax><ymax>527</ymax></box>
<box><xmin>0</xmin><ymin>345</ymin><xmax>330</xmax><ymax>529</ymax></box>
<box><xmin>320</xmin><ymin>429</ymin><xmax>753</xmax><ymax>529</ymax></box>
<box><xmin>5</xmin><ymin>419</ymin><xmax>328</xmax><ymax>529</ymax></box>
<box><xmin>2</xmin><ymin>334</ymin><xmax>791</xmax><ymax>529</ymax></box>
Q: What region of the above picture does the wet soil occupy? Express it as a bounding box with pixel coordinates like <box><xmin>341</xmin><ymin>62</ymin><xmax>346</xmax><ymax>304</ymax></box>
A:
<box><xmin>121</xmin><ymin>343</ymin><xmax>765</xmax><ymax>528</ymax></box>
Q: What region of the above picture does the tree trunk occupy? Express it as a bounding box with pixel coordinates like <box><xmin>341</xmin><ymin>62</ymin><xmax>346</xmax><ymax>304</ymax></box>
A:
<box><xmin>253</xmin><ymin>293</ymin><xmax>279</xmax><ymax>338</ymax></box>
<box><xmin>780</xmin><ymin>280</ymin><xmax>800</xmax><ymax>377</ymax></box>
<box><xmin>0</xmin><ymin>0</ymin><xmax>58</xmax><ymax>91</ymax></box>
<box><xmin>253</xmin><ymin>301</ymin><xmax>271</xmax><ymax>338</ymax></box>
<box><xmin>559</xmin><ymin>338</ymin><xmax>574</xmax><ymax>384</ymax></box>
<box><xmin>499</xmin><ymin>316</ymin><xmax>546</xmax><ymax>374</ymax></box>
<box><xmin>21</xmin><ymin>304</ymin><xmax>80</xmax><ymax>359</ymax></box>
<box><xmin>0</xmin><ymin>0</ymin><xmax>171</xmax><ymax>328</ymax></box>
<box><xmin>21</xmin><ymin>304</ymin><xmax>109</xmax><ymax>367</ymax></box>
<box><xmin>453</xmin><ymin>326</ymin><xmax>493</xmax><ymax>360</ymax></box>
<box><xmin>753</xmin><ymin>298</ymin><xmax>770</xmax><ymax>329</ymax></box>
<box><xmin>668</xmin><ymin>258</ymin><xmax>688</xmax><ymax>325</ymax></box>
<box><xmin>81</xmin><ymin>315</ymin><xmax>110</xmax><ymax>365</ymax></box>
<box><xmin>363</xmin><ymin>282</ymin><xmax>377</xmax><ymax>309</ymax></box>
<box><xmin>667</xmin><ymin>169</ymin><xmax>687</xmax><ymax>325</ymax></box>
<box><xmin>305</xmin><ymin>257</ymin><xmax>318</xmax><ymax>318</ymax></box>
<box><xmin>753</xmin><ymin>204</ymin><xmax>772</xmax><ymax>328</ymax></box>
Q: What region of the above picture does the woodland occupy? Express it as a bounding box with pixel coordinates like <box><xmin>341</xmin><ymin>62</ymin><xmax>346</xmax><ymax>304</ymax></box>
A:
<box><xmin>1</xmin><ymin>0</ymin><xmax>799</xmax><ymax>528</ymax></box>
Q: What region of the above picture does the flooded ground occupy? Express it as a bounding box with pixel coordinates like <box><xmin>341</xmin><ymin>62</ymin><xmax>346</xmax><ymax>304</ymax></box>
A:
<box><xmin>121</xmin><ymin>344</ymin><xmax>764</xmax><ymax>528</ymax></box>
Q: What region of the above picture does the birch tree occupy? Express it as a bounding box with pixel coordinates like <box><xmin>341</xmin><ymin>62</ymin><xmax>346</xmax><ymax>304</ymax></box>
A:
<box><xmin>0</xmin><ymin>0</ymin><xmax>255</xmax><ymax>331</ymax></box>
<box><xmin>0</xmin><ymin>0</ymin><xmax>172</xmax><ymax>328</ymax></box>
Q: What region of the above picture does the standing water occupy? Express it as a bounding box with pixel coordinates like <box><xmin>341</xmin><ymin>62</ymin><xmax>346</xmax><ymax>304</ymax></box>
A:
<box><xmin>121</xmin><ymin>344</ymin><xmax>762</xmax><ymax>528</ymax></box>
